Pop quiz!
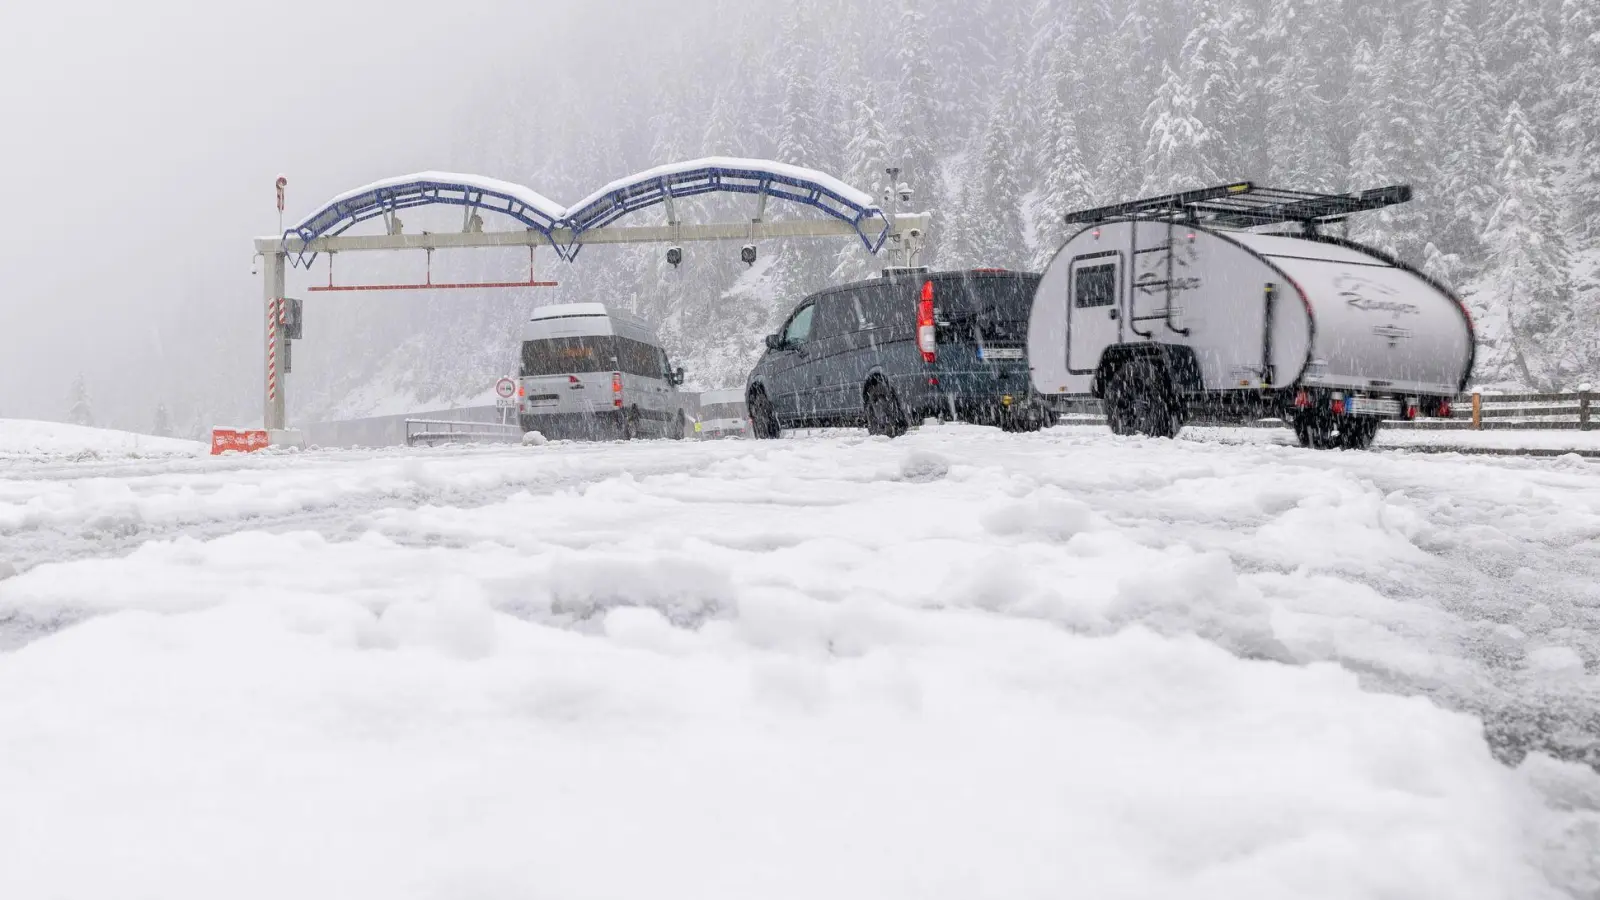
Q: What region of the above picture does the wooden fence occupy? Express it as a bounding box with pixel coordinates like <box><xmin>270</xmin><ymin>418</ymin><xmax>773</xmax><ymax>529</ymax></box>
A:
<box><xmin>1050</xmin><ymin>391</ymin><xmax>1596</xmax><ymax>431</ymax></box>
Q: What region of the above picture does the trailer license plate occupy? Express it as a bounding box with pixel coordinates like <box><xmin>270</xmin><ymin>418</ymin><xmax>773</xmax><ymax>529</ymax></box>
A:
<box><xmin>1349</xmin><ymin>397</ymin><xmax>1400</xmax><ymax>417</ymax></box>
<box><xmin>981</xmin><ymin>347</ymin><xmax>1023</xmax><ymax>360</ymax></box>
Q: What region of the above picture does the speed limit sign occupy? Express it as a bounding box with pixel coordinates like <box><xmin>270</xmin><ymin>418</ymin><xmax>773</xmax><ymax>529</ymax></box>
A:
<box><xmin>495</xmin><ymin>377</ymin><xmax>517</xmax><ymax>407</ymax></box>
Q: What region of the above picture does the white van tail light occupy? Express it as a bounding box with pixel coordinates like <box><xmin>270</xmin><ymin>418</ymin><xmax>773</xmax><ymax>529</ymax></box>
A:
<box><xmin>612</xmin><ymin>372</ymin><xmax>623</xmax><ymax>408</ymax></box>
<box><xmin>918</xmin><ymin>280</ymin><xmax>937</xmax><ymax>363</ymax></box>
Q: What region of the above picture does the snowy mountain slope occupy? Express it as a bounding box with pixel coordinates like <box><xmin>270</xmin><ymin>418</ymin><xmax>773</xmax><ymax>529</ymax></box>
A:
<box><xmin>0</xmin><ymin>419</ymin><xmax>204</xmax><ymax>460</ymax></box>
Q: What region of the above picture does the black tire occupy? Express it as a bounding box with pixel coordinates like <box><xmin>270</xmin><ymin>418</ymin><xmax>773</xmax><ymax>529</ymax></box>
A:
<box><xmin>621</xmin><ymin>406</ymin><xmax>641</xmax><ymax>441</ymax></box>
<box><xmin>671</xmin><ymin>409</ymin><xmax>686</xmax><ymax>440</ymax></box>
<box><xmin>1338</xmin><ymin>417</ymin><xmax>1380</xmax><ymax>450</ymax></box>
<box><xmin>1292</xmin><ymin>411</ymin><xmax>1338</xmax><ymax>449</ymax></box>
<box><xmin>999</xmin><ymin>403</ymin><xmax>1046</xmax><ymax>433</ymax></box>
<box><xmin>747</xmin><ymin>389</ymin><xmax>781</xmax><ymax>440</ymax></box>
<box><xmin>1103</xmin><ymin>357</ymin><xmax>1183</xmax><ymax>438</ymax></box>
<box><xmin>1293</xmin><ymin>412</ymin><xmax>1379</xmax><ymax>450</ymax></box>
<box><xmin>864</xmin><ymin>380</ymin><xmax>909</xmax><ymax>438</ymax></box>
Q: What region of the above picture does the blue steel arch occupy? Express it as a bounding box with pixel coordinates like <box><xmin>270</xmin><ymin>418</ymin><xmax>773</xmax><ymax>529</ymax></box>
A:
<box><xmin>281</xmin><ymin>160</ymin><xmax>890</xmax><ymax>265</ymax></box>
<box><xmin>282</xmin><ymin>173</ymin><xmax>566</xmax><ymax>266</ymax></box>
<box><xmin>556</xmin><ymin>158</ymin><xmax>891</xmax><ymax>259</ymax></box>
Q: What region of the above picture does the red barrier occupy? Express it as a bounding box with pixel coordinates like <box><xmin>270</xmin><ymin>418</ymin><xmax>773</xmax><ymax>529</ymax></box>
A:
<box><xmin>211</xmin><ymin>428</ymin><xmax>269</xmax><ymax>455</ymax></box>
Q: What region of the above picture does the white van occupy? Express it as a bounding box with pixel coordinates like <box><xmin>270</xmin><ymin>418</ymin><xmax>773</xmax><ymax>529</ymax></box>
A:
<box><xmin>694</xmin><ymin>389</ymin><xmax>749</xmax><ymax>439</ymax></box>
<box><xmin>517</xmin><ymin>303</ymin><xmax>688</xmax><ymax>440</ymax></box>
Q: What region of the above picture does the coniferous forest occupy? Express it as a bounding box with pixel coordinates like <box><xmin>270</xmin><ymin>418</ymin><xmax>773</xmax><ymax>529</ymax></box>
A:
<box><xmin>292</xmin><ymin>0</ymin><xmax>1600</xmax><ymax>421</ymax></box>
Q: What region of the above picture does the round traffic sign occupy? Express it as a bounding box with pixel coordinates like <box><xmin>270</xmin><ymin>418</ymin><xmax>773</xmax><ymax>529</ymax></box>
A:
<box><xmin>495</xmin><ymin>377</ymin><xmax>516</xmax><ymax>399</ymax></box>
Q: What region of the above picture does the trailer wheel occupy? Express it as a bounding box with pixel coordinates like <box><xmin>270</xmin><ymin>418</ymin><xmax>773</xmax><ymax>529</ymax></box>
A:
<box><xmin>1104</xmin><ymin>357</ymin><xmax>1183</xmax><ymax>438</ymax></box>
<box><xmin>1338</xmin><ymin>418</ymin><xmax>1380</xmax><ymax>450</ymax></box>
<box><xmin>1292</xmin><ymin>412</ymin><xmax>1337</xmax><ymax>449</ymax></box>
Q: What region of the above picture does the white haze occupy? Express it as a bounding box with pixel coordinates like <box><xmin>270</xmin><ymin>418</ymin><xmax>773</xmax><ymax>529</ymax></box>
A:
<box><xmin>0</xmin><ymin>0</ymin><xmax>724</xmax><ymax>430</ymax></box>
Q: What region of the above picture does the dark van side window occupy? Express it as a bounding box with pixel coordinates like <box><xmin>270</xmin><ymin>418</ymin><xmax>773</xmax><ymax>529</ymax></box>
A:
<box><xmin>522</xmin><ymin>336</ymin><xmax>617</xmax><ymax>375</ymax></box>
<box><xmin>783</xmin><ymin>304</ymin><xmax>816</xmax><ymax>345</ymax></box>
<box><xmin>1074</xmin><ymin>264</ymin><xmax>1118</xmax><ymax>308</ymax></box>
<box><xmin>812</xmin><ymin>294</ymin><xmax>858</xmax><ymax>340</ymax></box>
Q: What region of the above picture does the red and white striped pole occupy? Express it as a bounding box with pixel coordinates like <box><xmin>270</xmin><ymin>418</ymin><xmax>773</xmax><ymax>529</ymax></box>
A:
<box><xmin>266</xmin><ymin>297</ymin><xmax>282</xmax><ymax>404</ymax></box>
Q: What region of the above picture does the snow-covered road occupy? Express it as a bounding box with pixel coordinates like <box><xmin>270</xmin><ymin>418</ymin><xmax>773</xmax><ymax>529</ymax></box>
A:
<box><xmin>2</xmin><ymin>425</ymin><xmax>1598</xmax><ymax>898</ymax></box>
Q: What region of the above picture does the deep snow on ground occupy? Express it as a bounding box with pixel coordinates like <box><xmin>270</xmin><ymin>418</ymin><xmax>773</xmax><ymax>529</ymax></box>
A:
<box><xmin>0</xmin><ymin>418</ymin><xmax>204</xmax><ymax>459</ymax></box>
<box><xmin>2</xmin><ymin>425</ymin><xmax>1598</xmax><ymax>898</ymax></box>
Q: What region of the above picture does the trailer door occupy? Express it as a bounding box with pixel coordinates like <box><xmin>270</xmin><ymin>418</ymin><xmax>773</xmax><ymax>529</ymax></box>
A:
<box><xmin>1066</xmin><ymin>252</ymin><xmax>1123</xmax><ymax>373</ymax></box>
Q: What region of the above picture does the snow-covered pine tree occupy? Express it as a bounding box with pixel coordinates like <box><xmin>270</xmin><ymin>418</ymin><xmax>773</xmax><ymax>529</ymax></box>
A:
<box><xmin>774</xmin><ymin>9</ymin><xmax>820</xmax><ymax>168</ymax></box>
<box><xmin>1486</xmin><ymin>0</ymin><xmax>1558</xmax><ymax>134</ymax></box>
<box><xmin>1259</xmin><ymin>0</ymin><xmax>1345</xmax><ymax>190</ymax></box>
<box><xmin>153</xmin><ymin>403</ymin><xmax>172</xmax><ymax>437</ymax></box>
<box><xmin>969</xmin><ymin>67</ymin><xmax>1028</xmax><ymax>271</ymax></box>
<box><xmin>1419</xmin><ymin>0</ymin><xmax>1500</xmax><ymax>261</ymax></box>
<box><xmin>1558</xmin><ymin>0</ymin><xmax>1600</xmax><ymax>238</ymax></box>
<box><xmin>1480</xmin><ymin>101</ymin><xmax>1576</xmax><ymax>388</ymax></box>
<box><xmin>1031</xmin><ymin>33</ymin><xmax>1093</xmax><ymax>268</ymax></box>
<box><xmin>832</xmin><ymin>84</ymin><xmax>893</xmax><ymax>283</ymax></box>
<box><xmin>68</xmin><ymin>374</ymin><xmax>94</xmax><ymax>427</ymax></box>
<box><xmin>1346</xmin><ymin>24</ymin><xmax>1430</xmax><ymax>262</ymax></box>
<box><xmin>1177</xmin><ymin>0</ymin><xmax>1245</xmax><ymax>182</ymax></box>
<box><xmin>1140</xmin><ymin>62</ymin><xmax>1220</xmax><ymax>196</ymax></box>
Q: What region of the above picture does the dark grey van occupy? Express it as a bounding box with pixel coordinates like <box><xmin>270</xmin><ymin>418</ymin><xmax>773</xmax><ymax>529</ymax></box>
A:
<box><xmin>744</xmin><ymin>269</ymin><xmax>1051</xmax><ymax>438</ymax></box>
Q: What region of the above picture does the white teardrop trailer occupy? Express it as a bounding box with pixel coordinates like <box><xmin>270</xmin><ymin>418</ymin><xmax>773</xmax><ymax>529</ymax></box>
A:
<box><xmin>1027</xmin><ymin>183</ymin><xmax>1475</xmax><ymax>449</ymax></box>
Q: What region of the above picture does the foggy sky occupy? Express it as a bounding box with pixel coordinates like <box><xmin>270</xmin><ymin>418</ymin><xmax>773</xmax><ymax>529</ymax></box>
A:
<box><xmin>0</xmin><ymin>0</ymin><xmax>702</xmax><ymax>427</ymax></box>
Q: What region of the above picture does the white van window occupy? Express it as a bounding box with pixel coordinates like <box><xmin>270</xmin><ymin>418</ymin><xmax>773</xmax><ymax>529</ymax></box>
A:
<box><xmin>522</xmin><ymin>337</ymin><xmax>617</xmax><ymax>375</ymax></box>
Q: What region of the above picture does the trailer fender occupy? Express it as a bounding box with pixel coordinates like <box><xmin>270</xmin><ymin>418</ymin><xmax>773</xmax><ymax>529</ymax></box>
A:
<box><xmin>1092</xmin><ymin>343</ymin><xmax>1202</xmax><ymax>399</ymax></box>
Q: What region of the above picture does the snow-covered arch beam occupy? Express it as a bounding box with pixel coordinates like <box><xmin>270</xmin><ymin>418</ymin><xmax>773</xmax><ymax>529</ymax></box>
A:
<box><xmin>556</xmin><ymin>157</ymin><xmax>891</xmax><ymax>258</ymax></box>
<box><xmin>282</xmin><ymin>159</ymin><xmax>892</xmax><ymax>265</ymax></box>
<box><xmin>282</xmin><ymin>173</ymin><xmax>566</xmax><ymax>266</ymax></box>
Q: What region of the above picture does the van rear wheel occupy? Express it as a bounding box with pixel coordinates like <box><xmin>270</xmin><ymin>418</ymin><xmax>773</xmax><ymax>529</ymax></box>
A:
<box><xmin>621</xmin><ymin>406</ymin><xmax>641</xmax><ymax>441</ymax></box>
<box><xmin>864</xmin><ymin>381</ymin><xmax>908</xmax><ymax>438</ymax></box>
<box><xmin>1104</xmin><ymin>357</ymin><xmax>1182</xmax><ymax>438</ymax></box>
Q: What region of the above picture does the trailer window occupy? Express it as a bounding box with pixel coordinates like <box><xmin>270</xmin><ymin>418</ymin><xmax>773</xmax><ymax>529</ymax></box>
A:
<box><xmin>1074</xmin><ymin>264</ymin><xmax>1118</xmax><ymax>308</ymax></box>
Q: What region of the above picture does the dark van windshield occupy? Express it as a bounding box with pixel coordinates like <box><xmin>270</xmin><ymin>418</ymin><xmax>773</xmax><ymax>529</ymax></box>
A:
<box><xmin>521</xmin><ymin>336</ymin><xmax>617</xmax><ymax>376</ymax></box>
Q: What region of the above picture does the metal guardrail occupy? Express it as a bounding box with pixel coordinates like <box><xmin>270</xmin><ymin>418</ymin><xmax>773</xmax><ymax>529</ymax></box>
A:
<box><xmin>1051</xmin><ymin>391</ymin><xmax>1597</xmax><ymax>431</ymax></box>
<box><xmin>404</xmin><ymin>418</ymin><xmax>523</xmax><ymax>447</ymax></box>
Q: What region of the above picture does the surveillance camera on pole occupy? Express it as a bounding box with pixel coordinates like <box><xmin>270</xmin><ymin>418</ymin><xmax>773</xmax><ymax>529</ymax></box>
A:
<box><xmin>740</xmin><ymin>245</ymin><xmax>757</xmax><ymax>267</ymax></box>
<box><xmin>666</xmin><ymin>246</ymin><xmax>683</xmax><ymax>268</ymax></box>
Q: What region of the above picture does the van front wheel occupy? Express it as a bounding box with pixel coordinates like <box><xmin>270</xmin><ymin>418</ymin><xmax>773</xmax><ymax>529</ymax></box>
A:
<box><xmin>748</xmin><ymin>389</ymin><xmax>781</xmax><ymax>440</ymax></box>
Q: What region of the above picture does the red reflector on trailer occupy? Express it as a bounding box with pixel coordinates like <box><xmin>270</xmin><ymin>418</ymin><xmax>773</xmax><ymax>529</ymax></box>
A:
<box><xmin>1294</xmin><ymin>390</ymin><xmax>1311</xmax><ymax>408</ymax></box>
<box><xmin>1331</xmin><ymin>398</ymin><xmax>1346</xmax><ymax>415</ymax></box>
<box><xmin>1438</xmin><ymin>399</ymin><xmax>1452</xmax><ymax>418</ymax></box>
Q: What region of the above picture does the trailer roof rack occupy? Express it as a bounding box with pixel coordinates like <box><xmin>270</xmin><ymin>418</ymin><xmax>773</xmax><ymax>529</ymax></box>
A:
<box><xmin>1063</xmin><ymin>182</ymin><xmax>1413</xmax><ymax>233</ymax></box>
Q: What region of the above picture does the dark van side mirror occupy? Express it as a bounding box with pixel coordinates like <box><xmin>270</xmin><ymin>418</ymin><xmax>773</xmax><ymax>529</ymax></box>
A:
<box><xmin>673</xmin><ymin>366</ymin><xmax>685</xmax><ymax>385</ymax></box>
<box><xmin>764</xmin><ymin>333</ymin><xmax>783</xmax><ymax>351</ymax></box>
